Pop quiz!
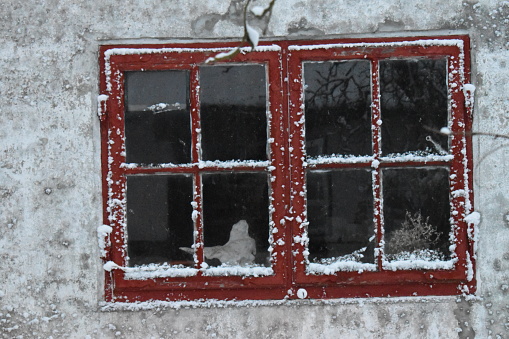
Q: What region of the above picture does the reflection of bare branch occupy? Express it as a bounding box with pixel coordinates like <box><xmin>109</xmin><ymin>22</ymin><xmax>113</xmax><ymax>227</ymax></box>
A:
<box><xmin>306</xmin><ymin>62</ymin><xmax>370</xmax><ymax>107</ymax></box>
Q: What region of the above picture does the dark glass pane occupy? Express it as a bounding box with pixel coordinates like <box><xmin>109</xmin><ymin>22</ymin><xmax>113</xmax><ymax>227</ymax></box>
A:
<box><xmin>200</xmin><ymin>65</ymin><xmax>267</xmax><ymax>161</ymax></box>
<box><xmin>307</xmin><ymin>169</ymin><xmax>374</xmax><ymax>264</ymax></box>
<box><xmin>383</xmin><ymin>167</ymin><xmax>451</xmax><ymax>261</ymax></box>
<box><xmin>125</xmin><ymin>71</ymin><xmax>191</xmax><ymax>164</ymax></box>
<box><xmin>380</xmin><ymin>59</ymin><xmax>448</xmax><ymax>155</ymax></box>
<box><xmin>202</xmin><ymin>172</ymin><xmax>269</xmax><ymax>267</ymax></box>
<box><xmin>304</xmin><ymin>61</ymin><xmax>372</xmax><ymax>157</ymax></box>
<box><xmin>126</xmin><ymin>174</ymin><xmax>194</xmax><ymax>266</ymax></box>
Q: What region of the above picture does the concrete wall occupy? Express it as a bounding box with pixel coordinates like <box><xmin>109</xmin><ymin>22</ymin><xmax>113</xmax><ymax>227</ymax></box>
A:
<box><xmin>1</xmin><ymin>0</ymin><xmax>509</xmax><ymax>337</ymax></box>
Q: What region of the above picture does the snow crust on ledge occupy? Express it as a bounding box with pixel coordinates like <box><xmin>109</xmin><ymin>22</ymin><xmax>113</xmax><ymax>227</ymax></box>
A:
<box><xmin>99</xmin><ymin>295</ymin><xmax>475</xmax><ymax>312</ymax></box>
<box><xmin>104</xmin><ymin>45</ymin><xmax>281</xmax><ymax>58</ymax></box>
<box><xmin>121</xmin><ymin>160</ymin><xmax>269</xmax><ymax>169</ymax></box>
<box><xmin>307</xmin><ymin>155</ymin><xmax>374</xmax><ymax>165</ymax></box>
<box><xmin>288</xmin><ymin>39</ymin><xmax>465</xmax><ymax>51</ymax></box>
<box><xmin>113</xmin><ymin>263</ymin><xmax>273</xmax><ymax>280</ymax></box>
<box><xmin>308</xmin><ymin>262</ymin><xmax>377</xmax><ymax>274</ymax></box>
<box><xmin>379</xmin><ymin>153</ymin><xmax>454</xmax><ymax>163</ymax></box>
<box><xmin>383</xmin><ymin>258</ymin><xmax>456</xmax><ymax>271</ymax></box>
<box><xmin>123</xmin><ymin>264</ymin><xmax>199</xmax><ymax>279</ymax></box>
<box><xmin>306</xmin><ymin>152</ymin><xmax>453</xmax><ymax>166</ymax></box>
<box><xmin>201</xmin><ymin>265</ymin><xmax>273</xmax><ymax>277</ymax></box>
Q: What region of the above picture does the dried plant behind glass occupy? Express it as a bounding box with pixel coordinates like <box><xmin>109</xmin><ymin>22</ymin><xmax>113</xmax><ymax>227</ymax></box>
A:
<box><xmin>385</xmin><ymin>211</ymin><xmax>444</xmax><ymax>260</ymax></box>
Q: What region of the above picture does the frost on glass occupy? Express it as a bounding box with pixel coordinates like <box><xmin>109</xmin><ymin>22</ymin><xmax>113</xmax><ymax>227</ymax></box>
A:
<box><xmin>124</xmin><ymin>71</ymin><xmax>191</xmax><ymax>164</ymax></box>
<box><xmin>383</xmin><ymin>167</ymin><xmax>451</xmax><ymax>261</ymax></box>
<box><xmin>126</xmin><ymin>174</ymin><xmax>194</xmax><ymax>266</ymax></box>
<box><xmin>304</xmin><ymin>60</ymin><xmax>372</xmax><ymax>157</ymax></box>
<box><xmin>200</xmin><ymin>172</ymin><xmax>270</xmax><ymax>267</ymax></box>
<box><xmin>307</xmin><ymin>169</ymin><xmax>374</xmax><ymax>264</ymax></box>
<box><xmin>380</xmin><ymin>59</ymin><xmax>448</xmax><ymax>156</ymax></box>
<box><xmin>200</xmin><ymin>65</ymin><xmax>267</xmax><ymax>162</ymax></box>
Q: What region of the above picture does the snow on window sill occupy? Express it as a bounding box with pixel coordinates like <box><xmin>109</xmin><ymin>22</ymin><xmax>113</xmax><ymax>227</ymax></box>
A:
<box><xmin>99</xmin><ymin>295</ymin><xmax>476</xmax><ymax>312</ymax></box>
<box><xmin>382</xmin><ymin>258</ymin><xmax>457</xmax><ymax>271</ymax></box>
<box><xmin>307</xmin><ymin>262</ymin><xmax>377</xmax><ymax>274</ymax></box>
<box><xmin>201</xmin><ymin>265</ymin><xmax>273</xmax><ymax>277</ymax></box>
<box><xmin>123</xmin><ymin>264</ymin><xmax>199</xmax><ymax>280</ymax></box>
<box><xmin>121</xmin><ymin>263</ymin><xmax>274</xmax><ymax>280</ymax></box>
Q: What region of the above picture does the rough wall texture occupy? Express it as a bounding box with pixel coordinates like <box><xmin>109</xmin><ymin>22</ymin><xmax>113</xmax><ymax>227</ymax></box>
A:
<box><xmin>1</xmin><ymin>0</ymin><xmax>509</xmax><ymax>337</ymax></box>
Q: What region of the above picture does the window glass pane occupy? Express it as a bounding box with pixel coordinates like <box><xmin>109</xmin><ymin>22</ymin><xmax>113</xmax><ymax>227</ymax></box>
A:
<box><xmin>126</xmin><ymin>174</ymin><xmax>194</xmax><ymax>266</ymax></box>
<box><xmin>304</xmin><ymin>60</ymin><xmax>372</xmax><ymax>157</ymax></box>
<box><xmin>382</xmin><ymin>167</ymin><xmax>451</xmax><ymax>261</ymax></box>
<box><xmin>306</xmin><ymin>169</ymin><xmax>374</xmax><ymax>264</ymax></box>
<box><xmin>380</xmin><ymin>59</ymin><xmax>448</xmax><ymax>155</ymax></box>
<box><xmin>125</xmin><ymin>71</ymin><xmax>191</xmax><ymax>164</ymax></box>
<box><xmin>201</xmin><ymin>172</ymin><xmax>270</xmax><ymax>267</ymax></box>
<box><xmin>200</xmin><ymin>65</ymin><xmax>267</xmax><ymax>161</ymax></box>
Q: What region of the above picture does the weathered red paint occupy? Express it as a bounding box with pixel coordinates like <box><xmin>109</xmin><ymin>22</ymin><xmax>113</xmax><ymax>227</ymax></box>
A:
<box><xmin>99</xmin><ymin>36</ymin><xmax>474</xmax><ymax>302</ymax></box>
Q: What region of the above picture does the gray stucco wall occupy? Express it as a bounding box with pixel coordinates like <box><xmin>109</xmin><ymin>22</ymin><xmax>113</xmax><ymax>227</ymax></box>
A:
<box><xmin>1</xmin><ymin>0</ymin><xmax>509</xmax><ymax>337</ymax></box>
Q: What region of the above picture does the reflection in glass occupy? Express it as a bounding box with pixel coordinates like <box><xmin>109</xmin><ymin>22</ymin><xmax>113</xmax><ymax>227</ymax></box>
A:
<box><xmin>201</xmin><ymin>172</ymin><xmax>270</xmax><ymax>267</ymax></box>
<box><xmin>200</xmin><ymin>65</ymin><xmax>268</xmax><ymax>161</ymax></box>
<box><xmin>380</xmin><ymin>59</ymin><xmax>448</xmax><ymax>155</ymax></box>
<box><xmin>126</xmin><ymin>174</ymin><xmax>194</xmax><ymax>266</ymax></box>
<box><xmin>125</xmin><ymin>71</ymin><xmax>191</xmax><ymax>164</ymax></box>
<box><xmin>382</xmin><ymin>167</ymin><xmax>451</xmax><ymax>261</ymax></box>
<box><xmin>307</xmin><ymin>169</ymin><xmax>374</xmax><ymax>264</ymax></box>
<box><xmin>304</xmin><ymin>60</ymin><xmax>372</xmax><ymax>157</ymax></box>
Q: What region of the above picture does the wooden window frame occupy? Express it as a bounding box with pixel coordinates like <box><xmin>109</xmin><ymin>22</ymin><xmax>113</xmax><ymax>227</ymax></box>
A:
<box><xmin>99</xmin><ymin>35</ymin><xmax>474</xmax><ymax>303</ymax></box>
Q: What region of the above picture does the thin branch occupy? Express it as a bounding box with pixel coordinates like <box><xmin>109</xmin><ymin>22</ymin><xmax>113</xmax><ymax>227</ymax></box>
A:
<box><xmin>205</xmin><ymin>0</ymin><xmax>276</xmax><ymax>64</ymax></box>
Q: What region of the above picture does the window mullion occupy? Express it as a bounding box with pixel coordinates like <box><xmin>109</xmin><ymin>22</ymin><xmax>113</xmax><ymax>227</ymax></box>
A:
<box><xmin>190</xmin><ymin>66</ymin><xmax>204</xmax><ymax>270</ymax></box>
<box><xmin>370</xmin><ymin>58</ymin><xmax>384</xmax><ymax>271</ymax></box>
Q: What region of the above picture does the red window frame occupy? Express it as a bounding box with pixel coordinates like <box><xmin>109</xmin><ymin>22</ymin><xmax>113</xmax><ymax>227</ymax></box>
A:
<box><xmin>99</xmin><ymin>36</ymin><xmax>474</xmax><ymax>303</ymax></box>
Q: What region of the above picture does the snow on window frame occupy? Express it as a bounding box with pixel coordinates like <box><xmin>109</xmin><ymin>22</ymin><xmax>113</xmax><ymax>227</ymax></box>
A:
<box><xmin>99</xmin><ymin>36</ymin><xmax>475</xmax><ymax>303</ymax></box>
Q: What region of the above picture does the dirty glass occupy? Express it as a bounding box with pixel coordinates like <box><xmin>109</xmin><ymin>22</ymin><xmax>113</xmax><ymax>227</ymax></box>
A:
<box><xmin>201</xmin><ymin>172</ymin><xmax>270</xmax><ymax>267</ymax></box>
<box><xmin>306</xmin><ymin>169</ymin><xmax>374</xmax><ymax>264</ymax></box>
<box><xmin>380</xmin><ymin>59</ymin><xmax>448</xmax><ymax>155</ymax></box>
<box><xmin>382</xmin><ymin>167</ymin><xmax>451</xmax><ymax>261</ymax></box>
<box><xmin>304</xmin><ymin>60</ymin><xmax>372</xmax><ymax>157</ymax></box>
<box><xmin>126</xmin><ymin>174</ymin><xmax>194</xmax><ymax>266</ymax></box>
<box><xmin>200</xmin><ymin>65</ymin><xmax>268</xmax><ymax>162</ymax></box>
<box><xmin>124</xmin><ymin>71</ymin><xmax>191</xmax><ymax>164</ymax></box>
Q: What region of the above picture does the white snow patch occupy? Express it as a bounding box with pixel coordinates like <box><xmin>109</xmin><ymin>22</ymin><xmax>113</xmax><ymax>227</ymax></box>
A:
<box><xmin>440</xmin><ymin>127</ymin><xmax>452</xmax><ymax>135</ymax></box>
<box><xmin>103</xmin><ymin>261</ymin><xmax>119</xmax><ymax>272</ymax></box>
<box><xmin>97</xmin><ymin>225</ymin><xmax>113</xmax><ymax>258</ymax></box>
<box><xmin>464</xmin><ymin>212</ymin><xmax>480</xmax><ymax>226</ymax></box>
<box><xmin>465</xmin><ymin>253</ymin><xmax>474</xmax><ymax>281</ymax></box>
<box><xmin>251</xmin><ymin>6</ymin><xmax>265</xmax><ymax>16</ymax></box>
<box><xmin>463</xmin><ymin>83</ymin><xmax>476</xmax><ymax>93</ymax></box>
<box><xmin>246</xmin><ymin>24</ymin><xmax>260</xmax><ymax>48</ymax></box>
